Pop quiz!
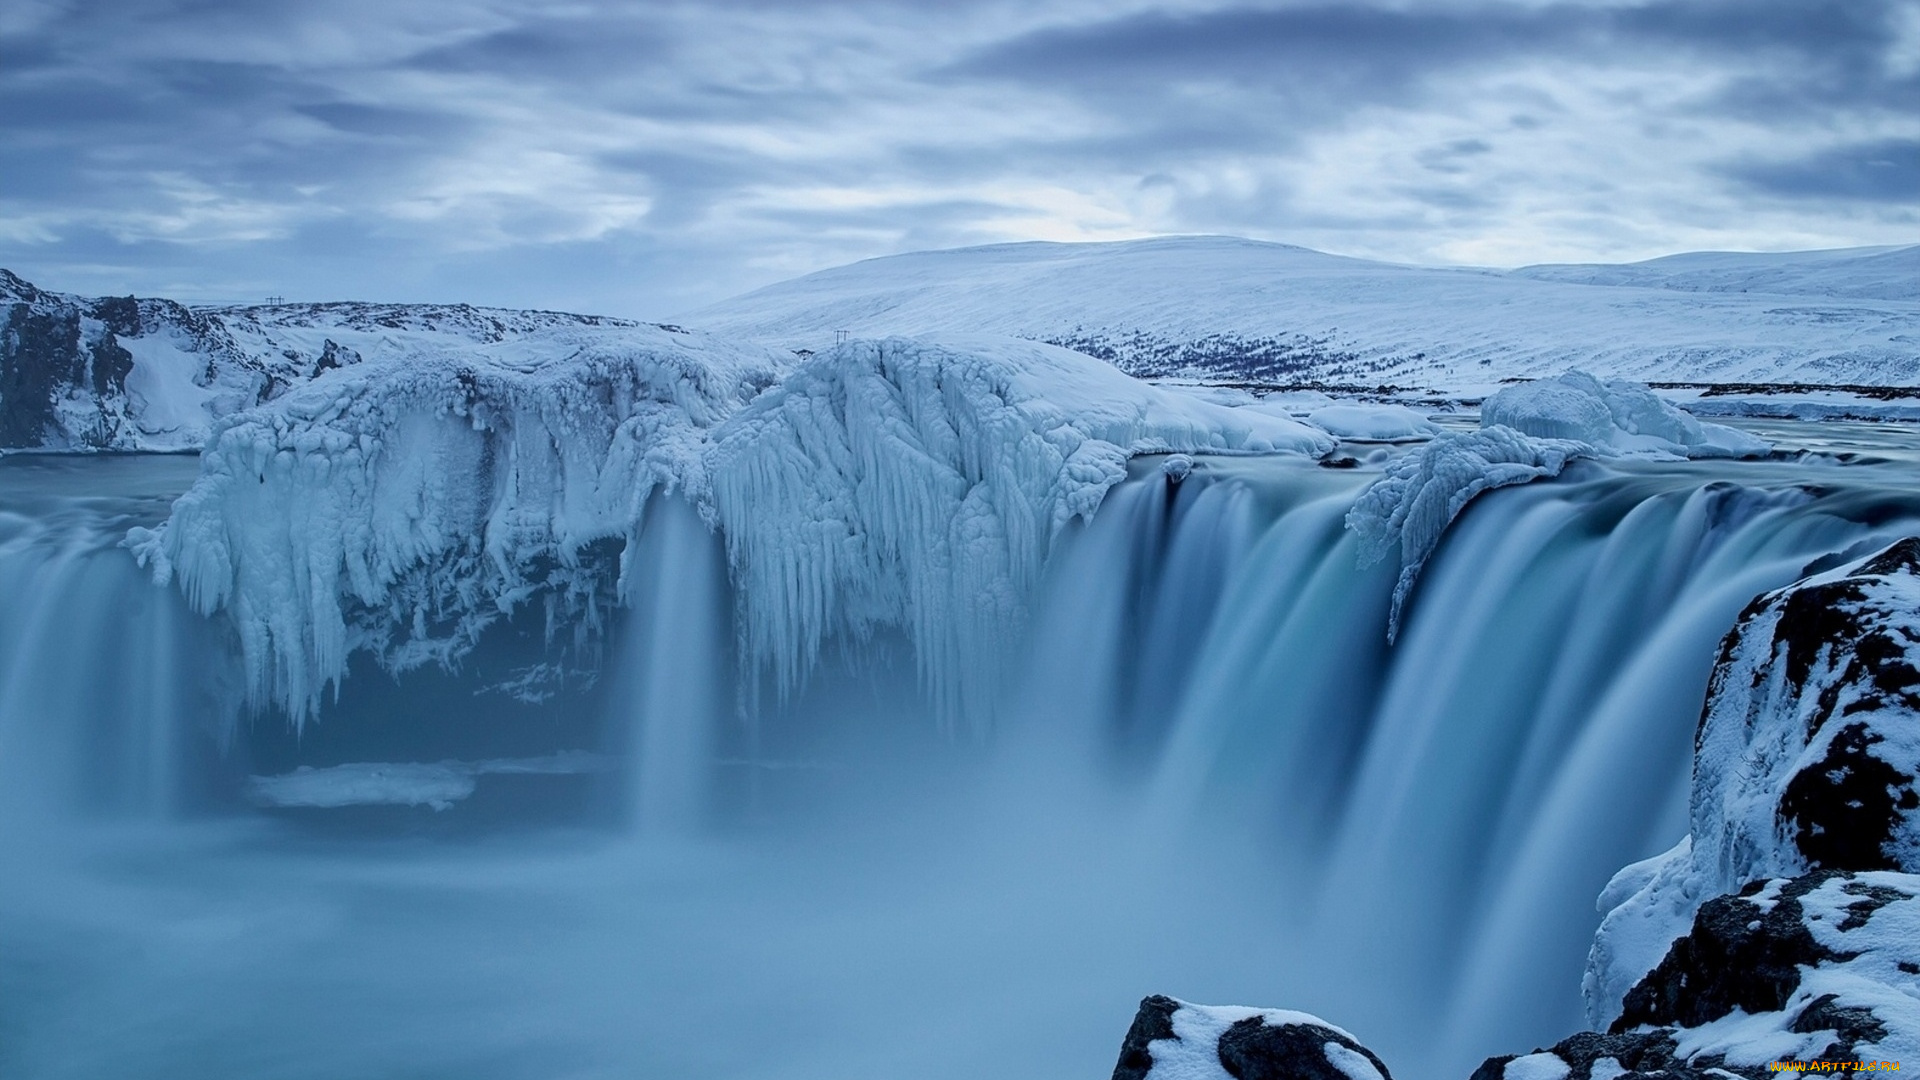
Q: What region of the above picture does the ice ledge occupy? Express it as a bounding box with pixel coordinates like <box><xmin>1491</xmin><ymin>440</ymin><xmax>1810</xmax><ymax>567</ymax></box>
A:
<box><xmin>131</xmin><ymin>333</ymin><xmax>1331</xmax><ymax>727</ymax></box>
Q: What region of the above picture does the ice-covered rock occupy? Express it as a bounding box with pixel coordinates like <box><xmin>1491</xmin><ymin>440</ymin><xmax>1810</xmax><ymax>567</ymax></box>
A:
<box><xmin>1586</xmin><ymin>538</ymin><xmax>1920</xmax><ymax>1025</ymax></box>
<box><xmin>708</xmin><ymin>335</ymin><xmax>1331</xmax><ymax>725</ymax></box>
<box><xmin>1112</xmin><ymin>995</ymin><xmax>1394</xmax><ymax>1080</ymax></box>
<box><xmin>129</xmin><ymin>326</ymin><xmax>782</xmax><ymax>721</ymax></box>
<box><xmin>132</xmin><ymin>331</ymin><xmax>1328</xmax><ymax>726</ymax></box>
<box><xmin>1303</xmin><ymin>403</ymin><xmax>1439</xmax><ymax>443</ymax></box>
<box><xmin>1480</xmin><ymin>373</ymin><xmax>1768</xmax><ymax>459</ymax></box>
<box><xmin>1346</xmin><ymin>427</ymin><xmax>1597</xmax><ymax>640</ymax></box>
<box><xmin>1347</xmin><ymin>373</ymin><xmax>1769</xmax><ymax>638</ymax></box>
<box><xmin>1485</xmin><ymin>870</ymin><xmax>1920</xmax><ymax>1078</ymax></box>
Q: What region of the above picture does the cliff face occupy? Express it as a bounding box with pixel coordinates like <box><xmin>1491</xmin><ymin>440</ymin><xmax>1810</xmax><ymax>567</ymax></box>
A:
<box><xmin>0</xmin><ymin>269</ymin><xmax>660</xmax><ymax>452</ymax></box>
<box><xmin>0</xmin><ymin>270</ymin><xmax>242</xmax><ymax>450</ymax></box>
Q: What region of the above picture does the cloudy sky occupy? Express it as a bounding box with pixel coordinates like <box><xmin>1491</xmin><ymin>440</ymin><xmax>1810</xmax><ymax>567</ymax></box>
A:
<box><xmin>1</xmin><ymin>0</ymin><xmax>1915</xmax><ymax>317</ymax></box>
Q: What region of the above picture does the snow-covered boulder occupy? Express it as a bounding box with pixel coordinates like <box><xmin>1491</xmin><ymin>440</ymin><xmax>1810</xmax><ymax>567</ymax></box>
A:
<box><xmin>1481</xmin><ymin>372</ymin><xmax>1766</xmax><ymax>459</ymax></box>
<box><xmin>1484</xmin><ymin>871</ymin><xmax>1920</xmax><ymax>1078</ymax></box>
<box><xmin>1586</xmin><ymin>538</ymin><xmax>1920</xmax><ymax>1024</ymax></box>
<box><xmin>129</xmin><ymin>326</ymin><xmax>783</xmax><ymax>721</ymax></box>
<box><xmin>709</xmin><ymin>335</ymin><xmax>1331</xmax><ymax>726</ymax></box>
<box><xmin>1112</xmin><ymin>995</ymin><xmax>1394</xmax><ymax>1080</ymax></box>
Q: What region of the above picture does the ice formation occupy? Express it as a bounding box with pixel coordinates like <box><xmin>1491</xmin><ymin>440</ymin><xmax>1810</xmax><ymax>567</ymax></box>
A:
<box><xmin>1301</xmin><ymin>403</ymin><xmax>1438</xmax><ymax>442</ymax></box>
<box><xmin>132</xmin><ymin>332</ymin><xmax>1328</xmax><ymax>725</ymax></box>
<box><xmin>1480</xmin><ymin>372</ymin><xmax>1769</xmax><ymax>458</ymax></box>
<box><xmin>1585</xmin><ymin>538</ymin><xmax>1920</xmax><ymax>1026</ymax></box>
<box><xmin>1347</xmin><ymin>373</ymin><xmax>1769</xmax><ymax>638</ymax></box>
<box><xmin>1346</xmin><ymin>426</ymin><xmax>1595</xmax><ymax>639</ymax></box>
<box><xmin>246</xmin><ymin>752</ymin><xmax>612</xmax><ymax>811</ymax></box>
<box><xmin>707</xmin><ymin>335</ymin><xmax>1330</xmax><ymax>724</ymax></box>
<box><xmin>128</xmin><ymin>325</ymin><xmax>782</xmax><ymax>721</ymax></box>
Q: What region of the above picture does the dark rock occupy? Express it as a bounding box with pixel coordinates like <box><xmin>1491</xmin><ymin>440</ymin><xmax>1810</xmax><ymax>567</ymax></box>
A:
<box><xmin>1113</xmin><ymin>996</ymin><xmax>1180</xmax><ymax>1080</ymax></box>
<box><xmin>1216</xmin><ymin>1013</ymin><xmax>1394</xmax><ymax>1080</ymax></box>
<box><xmin>1615</xmin><ymin>873</ymin><xmax>1842</xmax><ymax>1031</ymax></box>
<box><xmin>1720</xmin><ymin>536</ymin><xmax>1920</xmax><ymax>874</ymax></box>
<box><xmin>1110</xmin><ymin>997</ymin><xmax>1393</xmax><ymax>1080</ymax></box>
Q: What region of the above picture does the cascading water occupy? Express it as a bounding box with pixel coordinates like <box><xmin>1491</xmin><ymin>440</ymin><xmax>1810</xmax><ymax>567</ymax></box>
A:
<box><xmin>5</xmin><ymin>423</ymin><xmax>1920</xmax><ymax>1080</ymax></box>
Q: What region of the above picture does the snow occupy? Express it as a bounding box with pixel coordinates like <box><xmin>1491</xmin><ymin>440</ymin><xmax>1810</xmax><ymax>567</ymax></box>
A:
<box><xmin>1513</xmin><ymin>244</ymin><xmax>1920</xmax><ymax>304</ymax></box>
<box><xmin>1501</xmin><ymin>1052</ymin><xmax>1572</xmax><ymax>1080</ymax></box>
<box><xmin>1321</xmin><ymin>1041</ymin><xmax>1389</xmax><ymax>1080</ymax></box>
<box><xmin>132</xmin><ymin>331</ymin><xmax>1328</xmax><ymax>725</ymax></box>
<box><xmin>1659</xmin><ymin>874</ymin><xmax>1920</xmax><ymax>1065</ymax></box>
<box><xmin>1347</xmin><ymin>373</ymin><xmax>1770</xmax><ymax>638</ymax></box>
<box><xmin>681</xmin><ymin>236</ymin><xmax>1920</xmax><ymax>390</ymax></box>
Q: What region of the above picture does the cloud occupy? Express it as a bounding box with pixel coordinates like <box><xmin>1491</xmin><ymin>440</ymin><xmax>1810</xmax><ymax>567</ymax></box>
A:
<box><xmin>0</xmin><ymin>0</ymin><xmax>1914</xmax><ymax>317</ymax></box>
<box><xmin>1727</xmin><ymin>138</ymin><xmax>1920</xmax><ymax>203</ymax></box>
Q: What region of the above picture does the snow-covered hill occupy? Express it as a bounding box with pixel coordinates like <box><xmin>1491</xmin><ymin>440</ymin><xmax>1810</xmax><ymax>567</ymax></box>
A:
<box><xmin>680</xmin><ymin>236</ymin><xmax>1920</xmax><ymax>390</ymax></box>
<box><xmin>1513</xmin><ymin>244</ymin><xmax>1920</xmax><ymax>302</ymax></box>
<box><xmin>0</xmin><ymin>269</ymin><xmax>698</xmax><ymax>451</ymax></box>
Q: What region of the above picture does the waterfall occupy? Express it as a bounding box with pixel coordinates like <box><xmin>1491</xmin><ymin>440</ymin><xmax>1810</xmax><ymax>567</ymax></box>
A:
<box><xmin>4</xmin><ymin>446</ymin><xmax>1920</xmax><ymax>1078</ymax></box>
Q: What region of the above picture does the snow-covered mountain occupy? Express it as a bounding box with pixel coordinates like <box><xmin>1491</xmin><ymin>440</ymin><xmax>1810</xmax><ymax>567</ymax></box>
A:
<box><xmin>0</xmin><ymin>269</ymin><xmax>691</xmax><ymax>451</ymax></box>
<box><xmin>680</xmin><ymin>236</ymin><xmax>1920</xmax><ymax>390</ymax></box>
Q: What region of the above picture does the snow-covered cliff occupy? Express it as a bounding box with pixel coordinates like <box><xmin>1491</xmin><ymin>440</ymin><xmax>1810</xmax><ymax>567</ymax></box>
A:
<box><xmin>0</xmin><ymin>269</ymin><xmax>692</xmax><ymax>452</ymax></box>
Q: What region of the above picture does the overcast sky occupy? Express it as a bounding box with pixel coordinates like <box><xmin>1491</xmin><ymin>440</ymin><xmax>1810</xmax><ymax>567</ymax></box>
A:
<box><xmin>1</xmin><ymin>0</ymin><xmax>1915</xmax><ymax>317</ymax></box>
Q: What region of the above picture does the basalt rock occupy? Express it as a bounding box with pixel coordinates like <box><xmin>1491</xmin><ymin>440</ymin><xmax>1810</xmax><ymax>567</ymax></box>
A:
<box><xmin>1111</xmin><ymin>996</ymin><xmax>1393</xmax><ymax>1080</ymax></box>
<box><xmin>1587</xmin><ymin>538</ymin><xmax>1920</xmax><ymax>1026</ymax></box>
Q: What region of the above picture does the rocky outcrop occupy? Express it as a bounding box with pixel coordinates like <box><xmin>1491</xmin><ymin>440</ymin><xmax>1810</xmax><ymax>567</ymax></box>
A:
<box><xmin>1477</xmin><ymin>870</ymin><xmax>1919</xmax><ymax>1078</ymax></box>
<box><xmin>1112</xmin><ymin>996</ymin><xmax>1394</xmax><ymax>1080</ymax></box>
<box><xmin>1587</xmin><ymin>538</ymin><xmax>1920</xmax><ymax>1025</ymax></box>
